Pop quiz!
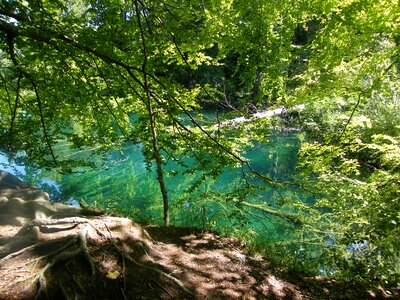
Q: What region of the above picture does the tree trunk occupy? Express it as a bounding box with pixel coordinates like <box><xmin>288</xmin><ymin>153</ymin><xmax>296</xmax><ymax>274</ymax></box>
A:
<box><xmin>150</xmin><ymin>113</ymin><xmax>170</xmax><ymax>227</ymax></box>
<box><xmin>135</xmin><ymin>1</ymin><xmax>170</xmax><ymax>226</ymax></box>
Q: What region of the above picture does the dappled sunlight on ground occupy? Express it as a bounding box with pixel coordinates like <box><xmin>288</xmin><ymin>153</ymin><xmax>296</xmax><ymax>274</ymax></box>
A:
<box><xmin>145</xmin><ymin>226</ymin><xmax>304</xmax><ymax>299</ymax></box>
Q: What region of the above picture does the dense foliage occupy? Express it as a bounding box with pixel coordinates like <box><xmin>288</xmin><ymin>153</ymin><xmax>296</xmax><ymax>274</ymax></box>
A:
<box><xmin>1</xmin><ymin>0</ymin><xmax>399</xmax><ymax>285</ymax></box>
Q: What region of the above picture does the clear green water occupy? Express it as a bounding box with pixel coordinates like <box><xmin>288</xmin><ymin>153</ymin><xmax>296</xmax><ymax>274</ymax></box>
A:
<box><xmin>1</xmin><ymin>131</ymin><xmax>303</xmax><ymax>244</ymax></box>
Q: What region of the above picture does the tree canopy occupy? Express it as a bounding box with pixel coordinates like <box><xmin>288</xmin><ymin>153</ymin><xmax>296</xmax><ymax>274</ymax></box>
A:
<box><xmin>1</xmin><ymin>0</ymin><xmax>399</xmax><ymax>284</ymax></box>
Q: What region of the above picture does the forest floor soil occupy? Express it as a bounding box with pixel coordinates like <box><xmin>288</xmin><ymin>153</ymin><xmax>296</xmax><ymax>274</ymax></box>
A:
<box><xmin>1</xmin><ymin>217</ymin><xmax>399</xmax><ymax>300</ymax></box>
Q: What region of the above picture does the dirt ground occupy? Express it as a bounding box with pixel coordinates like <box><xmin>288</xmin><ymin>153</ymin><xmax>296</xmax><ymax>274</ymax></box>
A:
<box><xmin>0</xmin><ymin>171</ymin><xmax>398</xmax><ymax>299</ymax></box>
<box><xmin>1</xmin><ymin>218</ymin><xmax>398</xmax><ymax>300</ymax></box>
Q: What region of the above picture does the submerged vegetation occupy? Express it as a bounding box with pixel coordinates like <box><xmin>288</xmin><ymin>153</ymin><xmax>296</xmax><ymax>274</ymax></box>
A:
<box><xmin>0</xmin><ymin>0</ymin><xmax>399</xmax><ymax>287</ymax></box>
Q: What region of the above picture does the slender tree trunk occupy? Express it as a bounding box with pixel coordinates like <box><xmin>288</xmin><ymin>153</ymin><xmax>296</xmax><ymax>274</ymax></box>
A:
<box><xmin>135</xmin><ymin>1</ymin><xmax>170</xmax><ymax>226</ymax></box>
<box><xmin>148</xmin><ymin>104</ymin><xmax>170</xmax><ymax>226</ymax></box>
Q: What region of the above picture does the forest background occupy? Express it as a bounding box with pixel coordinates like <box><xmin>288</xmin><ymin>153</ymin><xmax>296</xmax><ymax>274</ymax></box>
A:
<box><xmin>0</xmin><ymin>0</ymin><xmax>399</xmax><ymax>287</ymax></box>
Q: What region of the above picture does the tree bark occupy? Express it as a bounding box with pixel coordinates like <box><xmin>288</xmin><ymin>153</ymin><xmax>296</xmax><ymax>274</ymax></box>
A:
<box><xmin>134</xmin><ymin>0</ymin><xmax>170</xmax><ymax>226</ymax></box>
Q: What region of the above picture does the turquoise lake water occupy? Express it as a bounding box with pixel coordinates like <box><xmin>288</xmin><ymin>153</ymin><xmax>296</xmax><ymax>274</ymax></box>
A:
<box><xmin>1</xmin><ymin>130</ymin><xmax>380</xmax><ymax>277</ymax></box>
<box><xmin>0</xmin><ymin>131</ymin><xmax>305</xmax><ymax>244</ymax></box>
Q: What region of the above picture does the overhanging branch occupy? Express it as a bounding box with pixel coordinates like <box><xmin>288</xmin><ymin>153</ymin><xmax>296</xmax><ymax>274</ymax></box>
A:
<box><xmin>1</xmin><ymin>13</ymin><xmax>279</xmax><ymax>189</ymax></box>
<box><xmin>234</xmin><ymin>200</ymin><xmax>302</xmax><ymax>225</ymax></box>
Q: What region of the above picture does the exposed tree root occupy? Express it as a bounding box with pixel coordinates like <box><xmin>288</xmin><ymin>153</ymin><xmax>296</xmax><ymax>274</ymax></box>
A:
<box><xmin>79</xmin><ymin>225</ymin><xmax>96</xmax><ymax>282</ymax></box>
<box><xmin>0</xmin><ymin>172</ymin><xmax>194</xmax><ymax>299</ymax></box>
<box><xmin>15</xmin><ymin>217</ymin><xmax>90</xmax><ymax>238</ymax></box>
<box><xmin>31</xmin><ymin>247</ymin><xmax>82</xmax><ymax>299</ymax></box>
<box><xmin>1</xmin><ymin>204</ymin><xmax>193</xmax><ymax>300</ymax></box>
<box><xmin>65</xmin><ymin>261</ymin><xmax>86</xmax><ymax>294</ymax></box>
<box><xmin>120</xmin><ymin>240</ymin><xmax>194</xmax><ymax>296</ymax></box>
<box><xmin>10</xmin><ymin>223</ymin><xmax>95</xmax><ymax>298</ymax></box>
<box><xmin>103</xmin><ymin>221</ymin><xmax>194</xmax><ymax>297</ymax></box>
